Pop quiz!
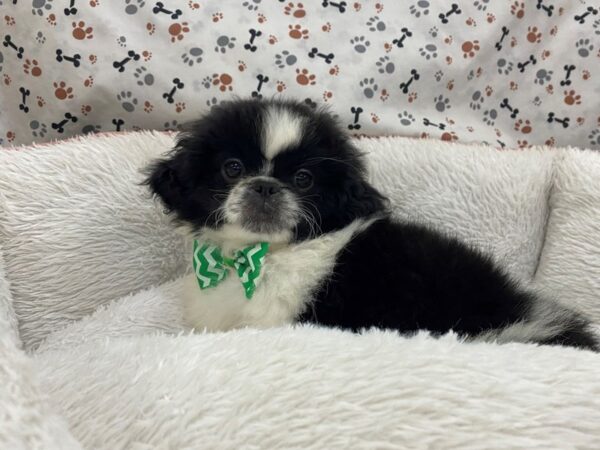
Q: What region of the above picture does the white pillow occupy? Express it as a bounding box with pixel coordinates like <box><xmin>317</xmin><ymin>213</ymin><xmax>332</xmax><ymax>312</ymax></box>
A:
<box><xmin>534</xmin><ymin>149</ymin><xmax>600</xmax><ymax>322</ymax></box>
<box><xmin>0</xmin><ymin>131</ymin><xmax>190</xmax><ymax>350</ymax></box>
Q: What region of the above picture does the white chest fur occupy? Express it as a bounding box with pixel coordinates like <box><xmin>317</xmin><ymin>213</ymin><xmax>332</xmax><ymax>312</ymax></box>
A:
<box><xmin>182</xmin><ymin>220</ymin><xmax>369</xmax><ymax>332</ymax></box>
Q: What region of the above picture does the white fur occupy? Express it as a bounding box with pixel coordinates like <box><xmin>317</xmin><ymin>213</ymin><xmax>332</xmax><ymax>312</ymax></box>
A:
<box><xmin>262</xmin><ymin>105</ymin><xmax>304</xmax><ymax>160</ymax></box>
<box><xmin>183</xmin><ymin>219</ymin><xmax>370</xmax><ymax>331</ymax></box>
<box><xmin>1</xmin><ymin>132</ymin><xmax>600</xmax><ymax>449</ymax></box>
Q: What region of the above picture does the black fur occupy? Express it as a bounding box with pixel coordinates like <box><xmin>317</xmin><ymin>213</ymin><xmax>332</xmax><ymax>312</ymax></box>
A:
<box><xmin>146</xmin><ymin>98</ymin><xmax>599</xmax><ymax>352</ymax></box>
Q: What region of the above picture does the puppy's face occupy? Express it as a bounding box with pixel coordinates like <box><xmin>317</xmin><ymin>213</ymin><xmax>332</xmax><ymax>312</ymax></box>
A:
<box><xmin>147</xmin><ymin>99</ymin><xmax>385</xmax><ymax>243</ymax></box>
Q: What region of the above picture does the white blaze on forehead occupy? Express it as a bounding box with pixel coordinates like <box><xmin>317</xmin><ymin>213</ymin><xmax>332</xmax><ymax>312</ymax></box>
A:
<box><xmin>262</xmin><ymin>106</ymin><xmax>304</xmax><ymax>160</ymax></box>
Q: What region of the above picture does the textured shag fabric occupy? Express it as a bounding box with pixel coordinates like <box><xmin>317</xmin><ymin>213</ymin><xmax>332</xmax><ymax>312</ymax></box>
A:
<box><xmin>0</xmin><ymin>131</ymin><xmax>598</xmax><ymax>449</ymax></box>
<box><xmin>0</xmin><ymin>132</ymin><xmax>556</xmax><ymax>350</ymax></box>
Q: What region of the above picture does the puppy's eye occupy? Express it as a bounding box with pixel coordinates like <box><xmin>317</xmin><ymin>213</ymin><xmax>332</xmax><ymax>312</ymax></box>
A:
<box><xmin>222</xmin><ymin>159</ymin><xmax>244</xmax><ymax>180</ymax></box>
<box><xmin>294</xmin><ymin>169</ymin><xmax>314</xmax><ymax>190</ymax></box>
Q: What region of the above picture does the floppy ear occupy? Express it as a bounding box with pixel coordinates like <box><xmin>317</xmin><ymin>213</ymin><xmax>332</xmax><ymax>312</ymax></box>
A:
<box><xmin>342</xmin><ymin>178</ymin><xmax>388</xmax><ymax>220</ymax></box>
<box><xmin>144</xmin><ymin>157</ymin><xmax>184</xmax><ymax>212</ymax></box>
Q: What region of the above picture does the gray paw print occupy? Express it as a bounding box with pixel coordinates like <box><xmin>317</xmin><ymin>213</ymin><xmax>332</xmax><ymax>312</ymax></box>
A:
<box><xmin>30</xmin><ymin>120</ymin><xmax>48</xmax><ymax>138</ymax></box>
<box><xmin>594</xmin><ymin>19</ymin><xmax>600</xmax><ymax>36</ymax></box>
<box><xmin>366</xmin><ymin>16</ymin><xmax>386</xmax><ymax>32</ymax></box>
<box><xmin>409</xmin><ymin>0</ymin><xmax>430</xmax><ymax>17</ymax></box>
<box><xmin>0</xmin><ymin>51</ymin><xmax>3</xmax><ymax>74</ymax></box>
<box><xmin>202</xmin><ymin>76</ymin><xmax>212</xmax><ymax>89</ymax></box>
<box><xmin>576</xmin><ymin>39</ymin><xmax>593</xmax><ymax>58</ymax></box>
<box><xmin>125</xmin><ymin>0</ymin><xmax>145</xmax><ymax>14</ymax></box>
<box><xmin>434</xmin><ymin>70</ymin><xmax>444</xmax><ymax>81</ymax></box>
<box><xmin>434</xmin><ymin>95</ymin><xmax>451</xmax><ymax>112</ymax></box>
<box><xmin>398</xmin><ymin>111</ymin><xmax>415</xmax><ymax>126</ymax></box>
<box><xmin>534</xmin><ymin>68</ymin><xmax>552</xmax><ymax>85</ymax></box>
<box><xmin>134</xmin><ymin>66</ymin><xmax>154</xmax><ymax>86</ymax></box>
<box><xmin>532</xmin><ymin>96</ymin><xmax>542</xmax><ymax>106</ymax></box>
<box><xmin>163</xmin><ymin>120</ymin><xmax>182</xmax><ymax>132</ymax></box>
<box><xmin>376</xmin><ymin>56</ymin><xmax>395</xmax><ymax>74</ymax></box>
<box><xmin>81</xmin><ymin>124</ymin><xmax>102</xmax><ymax>134</ymax></box>
<box><xmin>497</xmin><ymin>58</ymin><xmax>513</xmax><ymax>75</ymax></box>
<box><xmin>469</xmin><ymin>90</ymin><xmax>484</xmax><ymax>110</ymax></box>
<box><xmin>182</xmin><ymin>47</ymin><xmax>203</xmax><ymax>66</ymax></box>
<box><xmin>589</xmin><ymin>129</ymin><xmax>600</xmax><ymax>146</ymax></box>
<box><xmin>117</xmin><ymin>91</ymin><xmax>138</xmax><ymax>112</ymax></box>
<box><xmin>215</xmin><ymin>35</ymin><xmax>236</xmax><ymax>54</ymax></box>
<box><xmin>274</xmin><ymin>50</ymin><xmax>297</xmax><ymax>68</ymax></box>
<box><xmin>242</xmin><ymin>0</ymin><xmax>260</xmax><ymax>11</ymax></box>
<box><xmin>32</xmin><ymin>0</ymin><xmax>53</xmax><ymax>16</ymax></box>
<box><xmin>429</xmin><ymin>26</ymin><xmax>438</xmax><ymax>37</ymax></box>
<box><xmin>359</xmin><ymin>78</ymin><xmax>378</xmax><ymax>99</ymax></box>
<box><xmin>350</xmin><ymin>36</ymin><xmax>370</xmax><ymax>53</ymax></box>
<box><xmin>419</xmin><ymin>44</ymin><xmax>438</xmax><ymax>60</ymax></box>
<box><xmin>35</xmin><ymin>31</ymin><xmax>46</xmax><ymax>44</ymax></box>
<box><xmin>473</xmin><ymin>0</ymin><xmax>489</xmax><ymax>11</ymax></box>
<box><xmin>206</xmin><ymin>97</ymin><xmax>219</xmax><ymax>108</ymax></box>
<box><xmin>483</xmin><ymin>109</ymin><xmax>497</xmax><ymax>126</ymax></box>
<box><xmin>116</xmin><ymin>36</ymin><xmax>127</xmax><ymax>48</ymax></box>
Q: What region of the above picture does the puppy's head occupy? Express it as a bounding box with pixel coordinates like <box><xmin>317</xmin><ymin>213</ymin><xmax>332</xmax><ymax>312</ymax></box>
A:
<box><xmin>146</xmin><ymin>99</ymin><xmax>386</xmax><ymax>244</ymax></box>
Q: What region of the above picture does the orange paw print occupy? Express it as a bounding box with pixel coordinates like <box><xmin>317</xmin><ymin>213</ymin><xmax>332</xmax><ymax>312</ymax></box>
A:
<box><xmin>84</xmin><ymin>76</ymin><xmax>94</xmax><ymax>87</ymax></box>
<box><xmin>175</xmin><ymin>102</ymin><xmax>186</xmax><ymax>113</ymax></box>
<box><xmin>408</xmin><ymin>92</ymin><xmax>417</xmax><ymax>103</ymax></box>
<box><xmin>514</xmin><ymin>119</ymin><xmax>532</xmax><ymax>134</ymax></box>
<box><xmin>322</xmin><ymin>22</ymin><xmax>331</xmax><ymax>32</ymax></box>
<box><xmin>546</xmin><ymin>84</ymin><xmax>554</xmax><ymax>94</ymax></box>
<box><xmin>257</xmin><ymin>13</ymin><xmax>267</xmax><ymax>23</ymax></box>
<box><xmin>510</xmin><ymin>1</ymin><xmax>525</xmax><ymax>19</ymax></box>
<box><xmin>277</xmin><ymin>81</ymin><xmax>287</xmax><ymax>93</ymax></box>
<box><xmin>212</xmin><ymin>73</ymin><xmax>233</xmax><ymax>91</ymax></box>
<box><xmin>295</xmin><ymin>68</ymin><xmax>315</xmax><ymax>85</ymax></box>
<box><xmin>3</xmin><ymin>74</ymin><xmax>11</xmax><ymax>86</ymax></box>
<box><xmin>526</xmin><ymin>26</ymin><xmax>541</xmax><ymax>43</ymax></box>
<box><xmin>447</xmin><ymin>79</ymin><xmax>455</xmax><ymax>91</ymax></box>
<box><xmin>4</xmin><ymin>15</ymin><xmax>16</xmax><ymax>26</ymax></box>
<box><xmin>268</xmin><ymin>35</ymin><xmax>278</xmax><ymax>45</ymax></box>
<box><xmin>212</xmin><ymin>12</ymin><xmax>223</xmax><ymax>22</ymax></box>
<box><xmin>485</xmin><ymin>85</ymin><xmax>493</xmax><ymax>96</ymax></box>
<box><xmin>582</xmin><ymin>70</ymin><xmax>591</xmax><ymax>81</ymax></box>
<box><xmin>238</xmin><ymin>61</ymin><xmax>247</xmax><ymax>72</ymax></box>
<box><xmin>90</xmin><ymin>0</ymin><xmax>100</xmax><ymax>6</ymax></box>
<box><xmin>563</xmin><ymin>90</ymin><xmax>581</xmax><ymax>105</ymax></box>
<box><xmin>89</xmin><ymin>54</ymin><xmax>98</xmax><ymax>64</ymax></box>
<box><xmin>47</xmin><ymin>13</ymin><xmax>57</xmax><ymax>26</ymax></box>
<box><xmin>375</xmin><ymin>2</ymin><xmax>383</xmax><ymax>13</ymax></box>
<box><xmin>147</xmin><ymin>23</ymin><xmax>156</xmax><ymax>35</ymax></box>
<box><xmin>81</xmin><ymin>104</ymin><xmax>92</xmax><ymax>116</ymax></box>
<box><xmin>72</xmin><ymin>21</ymin><xmax>93</xmax><ymax>40</ymax></box>
<box><xmin>144</xmin><ymin>101</ymin><xmax>154</xmax><ymax>113</ymax></box>
<box><xmin>36</xmin><ymin>96</ymin><xmax>46</xmax><ymax>107</ymax></box>
<box><xmin>188</xmin><ymin>1</ymin><xmax>200</xmax><ymax>10</ymax></box>
<box><xmin>461</xmin><ymin>40</ymin><xmax>480</xmax><ymax>58</ymax></box>
<box><xmin>510</xmin><ymin>81</ymin><xmax>518</xmax><ymax>91</ymax></box>
<box><xmin>441</xmin><ymin>131</ymin><xmax>458</xmax><ymax>142</ymax></box>
<box><xmin>329</xmin><ymin>65</ymin><xmax>340</xmax><ymax>76</ymax></box>
<box><xmin>142</xmin><ymin>50</ymin><xmax>152</xmax><ymax>61</ymax></box>
<box><xmin>169</xmin><ymin>22</ymin><xmax>190</xmax><ymax>42</ymax></box>
<box><xmin>288</xmin><ymin>24</ymin><xmax>309</xmax><ymax>40</ymax></box>
<box><xmin>371</xmin><ymin>113</ymin><xmax>380</xmax><ymax>124</ymax></box>
<box><xmin>466</xmin><ymin>17</ymin><xmax>476</xmax><ymax>27</ymax></box>
<box><xmin>284</xmin><ymin>2</ymin><xmax>306</xmax><ymax>18</ymax></box>
<box><xmin>53</xmin><ymin>81</ymin><xmax>74</xmax><ymax>100</ymax></box>
<box><xmin>322</xmin><ymin>90</ymin><xmax>332</xmax><ymax>101</ymax></box>
<box><xmin>23</xmin><ymin>59</ymin><xmax>42</xmax><ymax>77</ymax></box>
<box><xmin>379</xmin><ymin>89</ymin><xmax>389</xmax><ymax>102</ymax></box>
<box><xmin>486</xmin><ymin>13</ymin><xmax>495</xmax><ymax>23</ymax></box>
<box><xmin>6</xmin><ymin>131</ymin><xmax>16</xmax><ymax>143</ymax></box>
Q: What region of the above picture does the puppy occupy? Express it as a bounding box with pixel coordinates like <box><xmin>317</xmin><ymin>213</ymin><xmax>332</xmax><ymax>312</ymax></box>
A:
<box><xmin>146</xmin><ymin>98</ymin><xmax>598</xmax><ymax>351</ymax></box>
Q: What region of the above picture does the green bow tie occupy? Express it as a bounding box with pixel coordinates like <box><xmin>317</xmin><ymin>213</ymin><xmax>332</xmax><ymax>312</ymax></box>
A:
<box><xmin>192</xmin><ymin>240</ymin><xmax>269</xmax><ymax>299</ymax></box>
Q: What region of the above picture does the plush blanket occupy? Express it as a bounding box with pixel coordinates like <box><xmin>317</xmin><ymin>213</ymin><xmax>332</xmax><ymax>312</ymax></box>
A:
<box><xmin>0</xmin><ymin>132</ymin><xmax>599</xmax><ymax>449</ymax></box>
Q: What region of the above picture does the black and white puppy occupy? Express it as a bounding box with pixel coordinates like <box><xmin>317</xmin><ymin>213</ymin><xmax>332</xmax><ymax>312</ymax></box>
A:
<box><xmin>146</xmin><ymin>98</ymin><xmax>598</xmax><ymax>351</ymax></box>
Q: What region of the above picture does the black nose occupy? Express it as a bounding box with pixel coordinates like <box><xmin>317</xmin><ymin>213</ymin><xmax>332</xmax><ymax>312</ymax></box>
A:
<box><xmin>252</xmin><ymin>180</ymin><xmax>281</xmax><ymax>198</ymax></box>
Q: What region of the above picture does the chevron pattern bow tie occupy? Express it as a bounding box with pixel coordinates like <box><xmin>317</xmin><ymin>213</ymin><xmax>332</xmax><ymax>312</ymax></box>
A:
<box><xmin>192</xmin><ymin>240</ymin><xmax>269</xmax><ymax>299</ymax></box>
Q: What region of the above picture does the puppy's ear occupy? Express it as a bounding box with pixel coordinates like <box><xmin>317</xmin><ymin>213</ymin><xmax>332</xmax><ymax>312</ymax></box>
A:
<box><xmin>342</xmin><ymin>178</ymin><xmax>387</xmax><ymax>220</ymax></box>
<box><xmin>144</xmin><ymin>157</ymin><xmax>184</xmax><ymax>212</ymax></box>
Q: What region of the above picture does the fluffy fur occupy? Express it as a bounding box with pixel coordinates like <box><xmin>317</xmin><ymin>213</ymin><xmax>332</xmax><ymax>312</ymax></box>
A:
<box><xmin>146</xmin><ymin>99</ymin><xmax>598</xmax><ymax>351</ymax></box>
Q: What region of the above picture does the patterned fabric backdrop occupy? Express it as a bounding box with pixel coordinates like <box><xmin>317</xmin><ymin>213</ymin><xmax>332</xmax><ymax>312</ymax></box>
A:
<box><xmin>0</xmin><ymin>1</ymin><xmax>599</xmax><ymax>149</ymax></box>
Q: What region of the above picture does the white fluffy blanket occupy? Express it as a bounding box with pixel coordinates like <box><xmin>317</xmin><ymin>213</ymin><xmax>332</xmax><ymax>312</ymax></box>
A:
<box><xmin>1</xmin><ymin>132</ymin><xmax>599</xmax><ymax>449</ymax></box>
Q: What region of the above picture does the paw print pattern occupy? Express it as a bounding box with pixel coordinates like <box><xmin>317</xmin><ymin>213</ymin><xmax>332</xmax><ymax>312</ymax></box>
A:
<box><xmin>275</xmin><ymin>51</ymin><xmax>297</xmax><ymax>68</ymax></box>
<box><xmin>419</xmin><ymin>44</ymin><xmax>438</xmax><ymax>60</ymax></box>
<box><xmin>469</xmin><ymin>90</ymin><xmax>484</xmax><ymax>110</ymax></box>
<box><xmin>1</xmin><ymin>1</ymin><xmax>599</xmax><ymax>151</ymax></box>
<box><xmin>215</xmin><ymin>36</ymin><xmax>236</xmax><ymax>53</ymax></box>
<box><xmin>575</xmin><ymin>39</ymin><xmax>593</xmax><ymax>58</ymax></box>
<box><xmin>398</xmin><ymin>111</ymin><xmax>415</xmax><ymax>126</ymax></box>
<box><xmin>134</xmin><ymin>66</ymin><xmax>154</xmax><ymax>86</ymax></box>
<box><xmin>366</xmin><ymin>16</ymin><xmax>386</xmax><ymax>32</ymax></box>
<box><xmin>117</xmin><ymin>91</ymin><xmax>138</xmax><ymax>112</ymax></box>
<box><xmin>409</xmin><ymin>1</ymin><xmax>430</xmax><ymax>18</ymax></box>
<box><xmin>434</xmin><ymin>95</ymin><xmax>451</xmax><ymax>112</ymax></box>
<box><xmin>181</xmin><ymin>47</ymin><xmax>203</xmax><ymax>66</ymax></box>
<box><xmin>350</xmin><ymin>36</ymin><xmax>370</xmax><ymax>53</ymax></box>
<box><xmin>359</xmin><ymin>78</ymin><xmax>378</xmax><ymax>98</ymax></box>
<box><xmin>534</xmin><ymin>69</ymin><xmax>552</xmax><ymax>85</ymax></box>
<box><xmin>376</xmin><ymin>56</ymin><xmax>394</xmax><ymax>74</ymax></box>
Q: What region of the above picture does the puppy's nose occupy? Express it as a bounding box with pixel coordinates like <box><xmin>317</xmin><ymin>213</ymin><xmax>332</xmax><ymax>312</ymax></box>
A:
<box><xmin>252</xmin><ymin>180</ymin><xmax>281</xmax><ymax>198</ymax></box>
